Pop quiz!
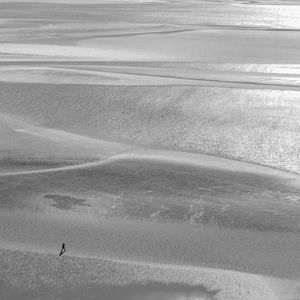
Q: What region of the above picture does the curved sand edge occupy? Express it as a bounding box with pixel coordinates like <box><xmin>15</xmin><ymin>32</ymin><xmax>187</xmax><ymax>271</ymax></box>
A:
<box><xmin>1</xmin><ymin>136</ymin><xmax>300</xmax><ymax>187</ymax></box>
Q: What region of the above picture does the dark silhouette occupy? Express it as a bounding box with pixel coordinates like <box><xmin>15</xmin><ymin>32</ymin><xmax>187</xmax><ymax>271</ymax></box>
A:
<box><xmin>59</xmin><ymin>243</ymin><xmax>66</xmax><ymax>256</ymax></box>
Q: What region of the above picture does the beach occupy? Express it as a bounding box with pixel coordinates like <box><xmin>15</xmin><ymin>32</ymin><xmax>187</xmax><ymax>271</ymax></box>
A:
<box><xmin>0</xmin><ymin>1</ymin><xmax>300</xmax><ymax>299</ymax></box>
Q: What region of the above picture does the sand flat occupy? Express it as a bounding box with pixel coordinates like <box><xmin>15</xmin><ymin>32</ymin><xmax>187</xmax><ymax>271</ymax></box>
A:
<box><xmin>2</xmin><ymin>63</ymin><xmax>300</xmax><ymax>90</ymax></box>
<box><xmin>1</xmin><ymin>1</ymin><xmax>300</xmax><ymax>299</ymax></box>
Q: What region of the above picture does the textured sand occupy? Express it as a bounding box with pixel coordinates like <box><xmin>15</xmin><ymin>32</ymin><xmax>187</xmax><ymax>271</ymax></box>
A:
<box><xmin>0</xmin><ymin>1</ymin><xmax>300</xmax><ymax>299</ymax></box>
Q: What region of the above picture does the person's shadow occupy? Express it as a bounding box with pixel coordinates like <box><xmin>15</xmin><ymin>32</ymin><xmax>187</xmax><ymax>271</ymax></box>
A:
<box><xmin>59</xmin><ymin>243</ymin><xmax>66</xmax><ymax>256</ymax></box>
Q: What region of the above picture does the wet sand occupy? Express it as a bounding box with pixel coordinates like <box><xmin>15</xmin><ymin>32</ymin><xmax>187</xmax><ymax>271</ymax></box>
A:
<box><xmin>0</xmin><ymin>0</ymin><xmax>300</xmax><ymax>299</ymax></box>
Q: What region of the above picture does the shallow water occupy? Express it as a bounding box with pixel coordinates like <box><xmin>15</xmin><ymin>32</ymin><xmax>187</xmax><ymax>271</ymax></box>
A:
<box><xmin>1</xmin><ymin>83</ymin><xmax>299</xmax><ymax>173</ymax></box>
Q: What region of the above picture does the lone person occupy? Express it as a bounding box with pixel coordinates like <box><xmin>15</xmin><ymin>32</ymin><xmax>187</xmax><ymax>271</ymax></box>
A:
<box><xmin>59</xmin><ymin>243</ymin><xmax>66</xmax><ymax>256</ymax></box>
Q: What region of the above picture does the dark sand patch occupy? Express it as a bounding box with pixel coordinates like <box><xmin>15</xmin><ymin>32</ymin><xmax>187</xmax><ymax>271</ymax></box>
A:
<box><xmin>44</xmin><ymin>194</ymin><xmax>90</xmax><ymax>210</ymax></box>
<box><xmin>0</xmin><ymin>279</ymin><xmax>218</xmax><ymax>300</ymax></box>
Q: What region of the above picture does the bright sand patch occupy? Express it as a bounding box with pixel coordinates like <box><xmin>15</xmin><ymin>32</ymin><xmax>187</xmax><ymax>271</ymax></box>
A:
<box><xmin>2</xmin><ymin>29</ymin><xmax>300</xmax><ymax>62</ymax></box>
<box><xmin>79</xmin><ymin>30</ymin><xmax>300</xmax><ymax>63</ymax></box>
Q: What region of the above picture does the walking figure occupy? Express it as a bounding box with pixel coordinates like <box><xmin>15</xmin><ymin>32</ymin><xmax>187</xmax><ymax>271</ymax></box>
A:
<box><xmin>59</xmin><ymin>243</ymin><xmax>66</xmax><ymax>256</ymax></box>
